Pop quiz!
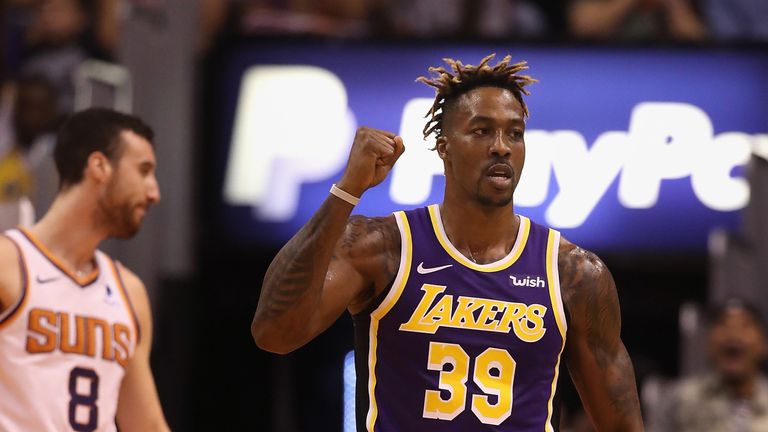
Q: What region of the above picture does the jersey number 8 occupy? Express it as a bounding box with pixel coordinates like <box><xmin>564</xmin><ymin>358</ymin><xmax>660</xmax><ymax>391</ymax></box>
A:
<box><xmin>68</xmin><ymin>366</ymin><xmax>99</xmax><ymax>432</ymax></box>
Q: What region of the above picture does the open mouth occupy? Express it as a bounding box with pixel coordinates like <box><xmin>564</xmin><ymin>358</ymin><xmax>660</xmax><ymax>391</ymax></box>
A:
<box><xmin>485</xmin><ymin>163</ymin><xmax>514</xmax><ymax>186</ymax></box>
<box><xmin>721</xmin><ymin>343</ymin><xmax>745</xmax><ymax>360</ymax></box>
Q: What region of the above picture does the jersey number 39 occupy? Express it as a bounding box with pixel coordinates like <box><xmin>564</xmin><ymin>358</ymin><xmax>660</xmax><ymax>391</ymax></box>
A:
<box><xmin>423</xmin><ymin>342</ymin><xmax>515</xmax><ymax>425</ymax></box>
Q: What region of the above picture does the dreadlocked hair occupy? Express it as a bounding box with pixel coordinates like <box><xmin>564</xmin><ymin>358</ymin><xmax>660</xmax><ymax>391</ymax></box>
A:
<box><xmin>417</xmin><ymin>53</ymin><xmax>537</xmax><ymax>141</ymax></box>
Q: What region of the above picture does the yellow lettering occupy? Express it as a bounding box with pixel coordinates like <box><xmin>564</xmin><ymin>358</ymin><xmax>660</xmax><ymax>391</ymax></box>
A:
<box><xmin>422</xmin><ymin>295</ymin><xmax>454</xmax><ymax>327</ymax></box>
<box><xmin>473</xmin><ymin>300</ymin><xmax>503</xmax><ymax>331</ymax></box>
<box><xmin>496</xmin><ymin>303</ymin><xmax>525</xmax><ymax>333</ymax></box>
<box><xmin>400</xmin><ymin>284</ymin><xmax>549</xmax><ymax>342</ymax></box>
<box><xmin>516</xmin><ymin>305</ymin><xmax>547</xmax><ymax>343</ymax></box>
<box><xmin>449</xmin><ymin>297</ymin><xmax>480</xmax><ymax>328</ymax></box>
<box><xmin>399</xmin><ymin>284</ymin><xmax>447</xmax><ymax>334</ymax></box>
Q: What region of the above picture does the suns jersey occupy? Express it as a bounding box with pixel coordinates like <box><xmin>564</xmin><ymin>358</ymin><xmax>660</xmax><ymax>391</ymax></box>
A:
<box><xmin>353</xmin><ymin>205</ymin><xmax>568</xmax><ymax>431</ymax></box>
<box><xmin>0</xmin><ymin>228</ymin><xmax>139</xmax><ymax>432</ymax></box>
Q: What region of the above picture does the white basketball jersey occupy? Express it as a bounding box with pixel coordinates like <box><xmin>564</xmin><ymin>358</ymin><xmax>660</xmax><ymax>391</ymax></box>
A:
<box><xmin>0</xmin><ymin>228</ymin><xmax>139</xmax><ymax>432</ymax></box>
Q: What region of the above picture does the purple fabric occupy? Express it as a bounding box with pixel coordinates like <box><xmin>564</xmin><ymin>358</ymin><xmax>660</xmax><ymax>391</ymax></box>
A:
<box><xmin>355</xmin><ymin>206</ymin><xmax>565</xmax><ymax>431</ymax></box>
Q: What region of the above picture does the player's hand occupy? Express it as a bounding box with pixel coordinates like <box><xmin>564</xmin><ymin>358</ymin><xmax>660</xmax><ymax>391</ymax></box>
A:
<box><xmin>336</xmin><ymin>127</ymin><xmax>405</xmax><ymax>197</ymax></box>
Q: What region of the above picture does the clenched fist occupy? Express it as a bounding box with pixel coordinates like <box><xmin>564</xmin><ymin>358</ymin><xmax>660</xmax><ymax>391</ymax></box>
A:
<box><xmin>336</xmin><ymin>127</ymin><xmax>405</xmax><ymax>197</ymax></box>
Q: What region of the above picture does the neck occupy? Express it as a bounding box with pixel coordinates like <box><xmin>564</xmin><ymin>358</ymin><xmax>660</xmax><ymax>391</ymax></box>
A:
<box><xmin>440</xmin><ymin>193</ymin><xmax>519</xmax><ymax>264</ymax></box>
<box><xmin>30</xmin><ymin>187</ymin><xmax>107</xmax><ymax>273</ymax></box>
<box><xmin>724</xmin><ymin>374</ymin><xmax>758</xmax><ymax>400</ymax></box>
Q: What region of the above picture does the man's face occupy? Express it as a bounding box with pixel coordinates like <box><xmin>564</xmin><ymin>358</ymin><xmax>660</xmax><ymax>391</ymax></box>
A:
<box><xmin>708</xmin><ymin>307</ymin><xmax>767</xmax><ymax>382</ymax></box>
<box><xmin>438</xmin><ymin>86</ymin><xmax>526</xmax><ymax>207</ymax></box>
<box><xmin>13</xmin><ymin>83</ymin><xmax>57</xmax><ymax>147</ymax></box>
<box><xmin>34</xmin><ymin>0</ymin><xmax>86</xmax><ymax>45</ymax></box>
<box><xmin>99</xmin><ymin>131</ymin><xmax>160</xmax><ymax>238</ymax></box>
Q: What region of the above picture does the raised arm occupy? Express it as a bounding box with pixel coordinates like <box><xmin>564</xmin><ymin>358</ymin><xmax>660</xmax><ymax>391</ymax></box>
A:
<box><xmin>251</xmin><ymin>127</ymin><xmax>405</xmax><ymax>354</ymax></box>
<box><xmin>559</xmin><ymin>240</ymin><xmax>643</xmax><ymax>431</ymax></box>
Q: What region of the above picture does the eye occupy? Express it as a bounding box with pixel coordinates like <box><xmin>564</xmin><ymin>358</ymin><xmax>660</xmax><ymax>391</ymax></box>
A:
<box><xmin>473</xmin><ymin>128</ymin><xmax>489</xmax><ymax>136</ymax></box>
<box><xmin>510</xmin><ymin>130</ymin><xmax>524</xmax><ymax>140</ymax></box>
<box><xmin>139</xmin><ymin>162</ymin><xmax>155</xmax><ymax>176</ymax></box>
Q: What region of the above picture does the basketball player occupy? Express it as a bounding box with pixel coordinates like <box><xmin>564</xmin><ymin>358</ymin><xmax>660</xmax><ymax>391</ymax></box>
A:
<box><xmin>252</xmin><ymin>54</ymin><xmax>643</xmax><ymax>430</ymax></box>
<box><xmin>0</xmin><ymin>108</ymin><xmax>170</xmax><ymax>431</ymax></box>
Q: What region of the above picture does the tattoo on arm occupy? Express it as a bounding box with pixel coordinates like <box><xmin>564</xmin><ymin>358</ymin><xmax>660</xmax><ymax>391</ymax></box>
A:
<box><xmin>583</xmin><ymin>258</ymin><xmax>621</xmax><ymax>370</ymax></box>
<box><xmin>258</xmin><ymin>201</ymin><xmax>330</xmax><ymax>319</ymax></box>
<box><xmin>608</xmin><ymin>348</ymin><xmax>641</xmax><ymax>418</ymax></box>
<box><xmin>258</xmin><ymin>201</ymin><xmax>399</xmax><ymax>320</ymax></box>
<box><xmin>560</xmin><ymin>243</ymin><xmax>643</xmax><ymax>429</ymax></box>
<box><xmin>261</xmin><ymin>252</ymin><xmax>315</xmax><ymax>318</ymax></box>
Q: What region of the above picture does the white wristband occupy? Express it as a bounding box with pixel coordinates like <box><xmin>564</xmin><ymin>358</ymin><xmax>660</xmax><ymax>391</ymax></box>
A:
<box><xmin>330</xmin><ymin>184</ymin><xmax>360</xmax><ymax>206</ymax></box>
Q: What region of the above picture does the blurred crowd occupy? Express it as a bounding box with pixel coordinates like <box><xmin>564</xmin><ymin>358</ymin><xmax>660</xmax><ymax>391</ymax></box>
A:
<box><xmin>0</xmin><ymin>0</ymin><xmax>121</xmax><ymax>227</ymax></box>
<box><xmin>199</xmin><ymin>0</ymin><xmax>768</xmax><ymax>44</ymax></box>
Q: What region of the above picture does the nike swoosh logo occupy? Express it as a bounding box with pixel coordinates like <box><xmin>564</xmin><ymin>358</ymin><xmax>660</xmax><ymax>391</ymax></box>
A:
<box><xmin>416</xmin><ymin>263</ymin><xmax>453</xmax><ymax>274</ymax></box>
<box><xmin>36</xmin><ymin>275</ymin><xmax>60</xmax><ymax>284</ymax></box>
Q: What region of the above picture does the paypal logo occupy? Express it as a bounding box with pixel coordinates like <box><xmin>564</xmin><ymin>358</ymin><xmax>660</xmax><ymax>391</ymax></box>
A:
<box><xmin>225</xmin><ymin>66</ymin><xmax>766</xmax><ymax>228</ymax></box>
<box><xmin>224</xmin><ymin>66</ymin><xmax>356</xmax><ymax>221</ymax></box>
<box><xmin>393</xmin><ymin>99</ymin><xmax>763</xmax><ymax>228</ymax></box>
<box><xmin>510</xmin><ymin>275</ymin><xmax>546</xmax><ymax>288</ymax></box>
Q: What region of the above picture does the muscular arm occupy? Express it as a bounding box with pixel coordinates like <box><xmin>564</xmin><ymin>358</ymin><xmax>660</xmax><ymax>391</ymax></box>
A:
<box><xmin>251</xmin><ymin>199</ymin><xmax>395</xmax><ymax>353</ymax></box>
<box><xmin>560</xmin><ymin>240</ymin><xmax>643</xmax><ymax>431</ymax></box>
<box><xmin>115</xmin><ymin>266</ymin><xmax>170</xmax><ymax>432</ymax></box>
<box><xmin>252</xmin><ymin>127</ymin><xmax>404</xmax><ymax>354</ymax></box>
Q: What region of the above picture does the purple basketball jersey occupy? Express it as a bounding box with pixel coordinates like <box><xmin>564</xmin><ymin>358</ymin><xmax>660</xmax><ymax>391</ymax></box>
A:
<box><xmin>353</xmin><ymin>205</ymin><xmax>567</xmax><ymax>431</ymax></box>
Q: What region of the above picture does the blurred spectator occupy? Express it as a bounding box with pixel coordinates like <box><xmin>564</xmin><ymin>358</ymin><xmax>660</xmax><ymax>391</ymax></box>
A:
<box><xmin>0</xmin><ymin>75</ymin><xmax>60</xmax><ymax>223</ymax></box>
<box><xmin>372</xmin><ymin>0</ymin><xmax>555</xmax><ymax>39</ymax></box>
<box><xmin>199</xmin><ymin>0</ymin><xmax>562</xmax><ymax>50</ymax></box>
<box><xmin>651</xmin><ymin>298</ymin><xmax>768</xmax><ymax>432</ymax></box>
<box><xmin>20</xmin><ymin>0</ymin><xmax>118</xmax><ymax>114</ymax></box>
<box><xmin>2</xmin><ymin>0</ymin><xmax>38</xmax><ymax>80</ymax></box>
<box><xmin>21</xmin><ymin>0</ymin><xmax>90</xmax><ymax>113</ymax></box>
<box><xmin>200</xmin><ymin>0</ymin><xmax>372</xmax><ymax>50</ymax></box>
<box><xmin>703</xmin><ymin>0</ymin><xmax>768</xmax><ymax>42</ymax></box>
<box><xmin>569</xmin><ymin>0</ymin><xmax>707</xmax><ymax>42</ymax></box>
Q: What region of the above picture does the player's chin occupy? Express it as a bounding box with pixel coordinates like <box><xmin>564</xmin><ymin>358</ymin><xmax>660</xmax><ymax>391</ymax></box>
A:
<box><xmin>477</xmin><ymin>191</ymin><xmax>513</xmax><ymax>208</ymax></box>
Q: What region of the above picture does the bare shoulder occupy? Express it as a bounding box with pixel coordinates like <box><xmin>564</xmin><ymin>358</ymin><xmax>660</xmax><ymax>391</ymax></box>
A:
<box><xmin>557</xmin><ymin>235</ymin><xmax>620</xmax><ymax>338</ymax></box>
<box><xmin>337</xmin><ymin>214</ymin><xmax>400</xmax><ymax>272</ymax></box>
<box><xmin>116</xmin><ymin>263</ymin><xmax>146</xmax><ymax>295</ymax></box>
<box><xmin>335</xmin><ymin>214</ymin><xmax>401</xmax><ymax>311</ymax></box>
<box><xmin>557</xmin><ymin>235</ymin><xmax>614</xmax><ymax>304</ymax></box>
<box><xmin>115</xmin><ymin>262</ymin><xmax>151</xmax><ymax>324</ymax></box>
<box><xmin>0</xmin><ymin>235</ymin><xmax>22</xmax><ymax>313</ymax></box>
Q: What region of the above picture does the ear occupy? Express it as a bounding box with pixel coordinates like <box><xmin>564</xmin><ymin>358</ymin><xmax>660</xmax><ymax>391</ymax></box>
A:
<box><xmin>436</xmin><ymin>136</ymin><xmax>448</xmax><ymax>161</ymax></box>
<box><xmin>84</xmin><ymin>151</ymin><xmax>113</xmax><ymax>183</ymax></box>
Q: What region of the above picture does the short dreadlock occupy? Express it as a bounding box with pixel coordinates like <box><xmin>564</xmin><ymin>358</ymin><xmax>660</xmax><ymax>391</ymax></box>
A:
<box><xmin>417</xmin><ymin>53</ymin><xmax>537</xmax><ymax>141</ymax></box>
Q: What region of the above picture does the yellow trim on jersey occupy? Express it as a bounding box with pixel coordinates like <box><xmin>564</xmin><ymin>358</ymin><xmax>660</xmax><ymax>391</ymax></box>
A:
<box><xmin>366</xmin><ymin>211</ymin><xmax>412</xmax><ymax>432</ymax></box>
<box><xmin>0</xmin><ymin>235</ymin><xmax>30</xmax><ymax>330</ymax></box>
<box><xmin>18</xmin><ymin>227</ymin><xmax>100</xmax><ymax>286</ymax></box>
<box><xmin>427</xmin><ymin>204</ymin><xmax>529</xmax><ymax>272</ymax></box>
<box><xmin>545</xmin><ymin>229</ymin><xmax>567</xmax><ymax>431</ymax></box>
<box><xmin>107</xmin><ymin>258</ymin><xmax>140</xmax><ymax>352</ymax></box>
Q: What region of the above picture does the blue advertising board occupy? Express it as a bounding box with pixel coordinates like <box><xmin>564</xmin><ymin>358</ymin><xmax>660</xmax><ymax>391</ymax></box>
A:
<box><xmin>210</xmin><ymin>42</ymin><xmax>768</xmax><ymax>252</ymax></box>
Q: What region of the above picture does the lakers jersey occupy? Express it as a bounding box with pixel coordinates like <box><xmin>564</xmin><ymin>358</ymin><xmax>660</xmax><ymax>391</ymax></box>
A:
<box><xmin>0</xmin><ymin>228</ymin><xmax>139</xmax><ymax>432</ymax></box>
<box><xmin>353</xmin><ymin>205</ymin><xmax>567</xmax><ymax>431</ymax></box>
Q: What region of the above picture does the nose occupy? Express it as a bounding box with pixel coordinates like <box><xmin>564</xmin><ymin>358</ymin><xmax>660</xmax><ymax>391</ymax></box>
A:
<box><xmin>489</xmin><ymin>131</ymin><xmax>512</xmax><ymax>158</ymax></box>
<box><xmin>147</xmin><ymin>176</ymin><xmax>161</xmax><ymax>204</ymax></box>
